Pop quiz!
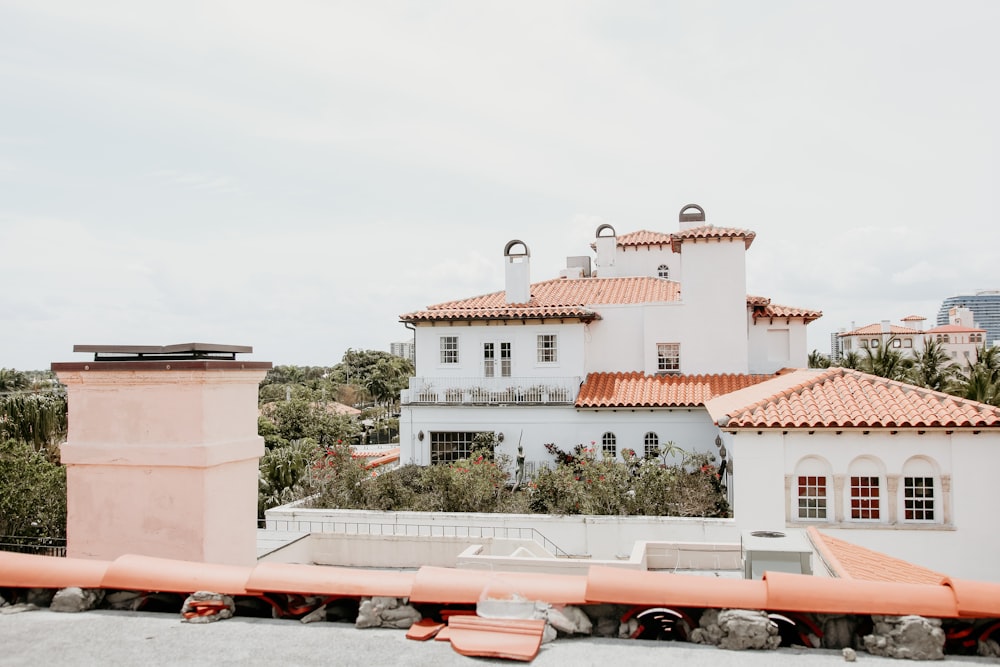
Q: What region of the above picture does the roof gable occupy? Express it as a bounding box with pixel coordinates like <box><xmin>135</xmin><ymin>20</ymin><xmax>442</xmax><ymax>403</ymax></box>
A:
<box><xmin>714</xmin><ymin>368</ymin><xmax>1000</xmax><ymax>429</ymax></box>
<box><xmin>808</xmin><ymin>527</ymin><xmax>945</xmax><ymax>584</ymax></box>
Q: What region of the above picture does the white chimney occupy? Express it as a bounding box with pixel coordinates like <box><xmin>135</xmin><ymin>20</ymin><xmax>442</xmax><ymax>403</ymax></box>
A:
<box><xmin>881</xmin><ymin>320</ymin><xmax>891</xmax><ymax>333</ymax></box>
<box><xmin>504</xmin><ymin>240</ymin><xmax>531</xmax><ymax>304</ymax></box>
<box><xmin>594</xmin><ymin>224</ymin><xmax>616</xmax><ymax>276</ymax></box>
<box><xmin>678</xmin><ymin>203</ymin><xmax>706</xmax><ymax>231</ymax></box>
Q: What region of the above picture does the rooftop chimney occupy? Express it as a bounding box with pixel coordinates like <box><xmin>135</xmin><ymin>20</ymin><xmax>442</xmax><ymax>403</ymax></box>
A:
<box><xmin>678</xmin><ymin>203</ymin><xmax>706</xmax><ymax>231</ymax></box>
<box><xmin>594</xmin><ymin>224</ymin><xmax>616</xmax><ymax>276</ymax></box>
<box><xmin>881</xmin><ymin>320</ymin><xmax>891</xmax><ymax>334</ymax></box>
<box><xmin>504</xmin><ymin>239</ymin><xmax>531</xmax><ymax>304</ymax></box>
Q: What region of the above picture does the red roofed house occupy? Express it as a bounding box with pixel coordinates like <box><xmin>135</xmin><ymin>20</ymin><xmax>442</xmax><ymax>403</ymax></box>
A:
<box><xmin>838</xmin><ymin>307</ymin><xmax>987</xmax><ymax>364</ymax></box>
<box><xmin>395</xmin><ymin>203</ymin><xmax>1000</xmax><ymax>581</ymax></box>
<box><xmin>396</xmin><ymin>204</ymin><xmax>820</xmax><ymax>473</ymax></box>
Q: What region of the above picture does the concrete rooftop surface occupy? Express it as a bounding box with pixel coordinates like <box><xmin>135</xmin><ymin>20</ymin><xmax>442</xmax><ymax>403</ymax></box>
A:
<box><xmin>0</xmin><ymin>609</ymin><xmax>988</xmax><ymax>667</ymax></box>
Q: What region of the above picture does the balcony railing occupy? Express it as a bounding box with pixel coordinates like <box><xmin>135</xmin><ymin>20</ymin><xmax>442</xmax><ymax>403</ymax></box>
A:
<box><xmin>401</xmin><ymin>376</ymin><xmax>581</xmax><ymax>405</ymax></box>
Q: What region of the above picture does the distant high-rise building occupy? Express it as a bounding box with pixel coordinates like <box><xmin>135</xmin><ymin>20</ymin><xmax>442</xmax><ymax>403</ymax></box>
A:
<box><xmin>390</xmin><ymin>341</ymin><xmax>415</xmax><ymax>363</ymax></box>
<box><xmin>938</xmin><ymin>291</ymin><xmax>1000</xmax><ymax>346</ymax></box>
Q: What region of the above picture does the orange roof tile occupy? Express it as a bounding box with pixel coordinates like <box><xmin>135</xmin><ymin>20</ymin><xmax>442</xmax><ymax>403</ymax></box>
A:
<box><xmin>721</xmin><ymin>368</ymin><xmax>1000</xmax><ymax>429</ymax></box>
<box><xmin>614</xmin><ymin>230</ymin><xmax>674</xmax><ymax>248</ymax></box>
<box><xmin>925</xmin><ymin>323</ymin><xmax>986</xmax><ymax>334</ymax></box>
<box><xmin>576</xmin><ymin>372</ymin><xmax>776</xmax><ymax>408</ymax></box>
<box><xmin>901</xmin><ymin>315</ymin><xmax>927</xmax><ymax>321</ymax></box>
<box><xmin>671</xmin><ymin>225</ymin><xmax>756</xmax><ymax>252</ymax></box>
<box><xmin>400</xmin><ymin>277</ymin><xmax>680</xmax><ymax>322</ymax></box>
<box><xmin>749</xmin><ymin>298</ymin><xmax>823</xmax><ymax>323</ymax></box>
<box><xmin>839</xmin><ymin>323</ymin><xmax>922</xmax><ymax>336</ymax></box>
<box><xmin>807</xmin><ymin>527</ymin><xmax>946</xmax><ymax>585</ymax></box>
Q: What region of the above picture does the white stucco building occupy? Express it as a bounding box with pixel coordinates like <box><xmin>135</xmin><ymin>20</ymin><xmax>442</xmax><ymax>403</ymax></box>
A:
<box><xmin>397</xmin><ymin>204</ymin><xmax>820</xmax><ymax>470</ymax></box>
<box><xmin>395</xmin><ymin>203</ymin><xmax>1000</xmax><ymax>581</ymax></box>
<box><xmin>838</xmin><ymin>307</ymin><xmax>987</xmax><ymax>364</ymax></box>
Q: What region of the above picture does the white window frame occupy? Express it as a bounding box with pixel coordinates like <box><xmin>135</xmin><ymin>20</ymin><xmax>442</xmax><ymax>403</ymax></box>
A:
<box><xmin>483</xmin><ymin>341</ymin><xmax>512</xmax><ymax>378</ymax></box>
<box><xmin>849</xmin><ymin>475</ymin><xmax>881</xmax><ymax>521</ymax></box>
<box><xmin>536</xmin><ymin>334</ymin><xmax>558</xmax><ymax>364</ymax></box>
<box><xmin>657</xmin><ymin>343</ymin><xmax>680</xmax><ymax>373</ymax></box>
<box><xmin>439</xmin><ymin>336</ymin><xmax>459</xmax><ymax>365</ymax></box>
<box><xmin>903</xmin><ymin>476</ymin><xmax>935</xmax><ymax>522</ymax></box>
<box><xmin>643</xmin><ymin>432</ymin><xmax>659</xmax><ymax>459</ymax></box>
<box><xmin>601</xmin><ymin>432</ymin><xmax>617</xmax><ymax>459</ymax></box>
<box><xmin>796</xmin><ymin>475</ymin><xmax>829</xmax><ymax>521</ymax></box>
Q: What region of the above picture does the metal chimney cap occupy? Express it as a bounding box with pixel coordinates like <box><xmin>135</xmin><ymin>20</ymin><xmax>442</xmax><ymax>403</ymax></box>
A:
<box><xmin>679</xmin><ymin>203</ymin><xmax>705</xmax><ymax>223</ymax></box>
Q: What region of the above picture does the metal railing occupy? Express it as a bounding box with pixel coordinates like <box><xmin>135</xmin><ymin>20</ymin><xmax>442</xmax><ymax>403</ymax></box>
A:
<box><xmin>259</xmin><ymin>519</ymin><xmax>573</xmax><ymax>558</ymax></box>
<box><xmin>0</xmin><ymin>536</ymin><xmax>66</xmax><ymax>557</ymax></box>
<box><xmin>401</xmin><ymin>376</ymin><xmax>581</xmax><ymax>405</ymax></box>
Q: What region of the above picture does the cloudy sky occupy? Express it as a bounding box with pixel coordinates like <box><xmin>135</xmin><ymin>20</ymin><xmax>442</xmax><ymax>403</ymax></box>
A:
<box><xmin>2</xmin><ymin>1</ymin><xmax>997</xmax><ymax>370</ymax></box>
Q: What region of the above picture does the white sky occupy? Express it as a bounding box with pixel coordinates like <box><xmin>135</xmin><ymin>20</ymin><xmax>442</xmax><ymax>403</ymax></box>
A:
<box><xmin>2</xmin><ymin>1</ymin><xmax>998</xmax><ymax>370</ymax></box>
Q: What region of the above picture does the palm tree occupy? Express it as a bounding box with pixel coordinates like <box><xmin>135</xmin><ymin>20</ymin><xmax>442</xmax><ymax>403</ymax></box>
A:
<box><xmin>909</xmin><ymin>338</ymin><xmax>957</xmax><ymax>391</ymax></box>
<box><xmin>950</xmin><ymin>344</ymin><xmax>1000</xmax><ymax>406</ymax></box>
<box><xmin>0</xmin><ymin>368</ymin><xmax>28</xmax><ymax>393</ymax></box>
<box><xmin>860</xmin><ymin>338</ymin><xmax>912</xmax><ymax>381</ymax></box>
<box><xmin>838</xmin><ymin>351</ymin><xmax>863</xmax><ymax>370</ymax></box>
<box><xmin>807</xmin><ymin>350</ymin><xmax>831</xmax><ymax>369</ymax></box>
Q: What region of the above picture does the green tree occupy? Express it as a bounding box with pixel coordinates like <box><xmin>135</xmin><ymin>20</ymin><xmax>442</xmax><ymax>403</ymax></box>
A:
<box><xmin>0</xmin><ymin>439</ymin><xmax>66</xmax><ymax>538</ymax></box>
<box><xmin>807</xmin><ymin>350</ymin><xmax>831</xmax><ymax>369</ymax></box>
<box><xmin>860</xmin><ymin>338</ymin><xmax>912</xmax><ymax>381</ymax></box>
<box><xmin>0</xmin><ymin>368</ymin><xmax>29</xmax><ymax>393</ymax></box>
<box><xmin>909</xmin><ymin>338</ymin><xmax>957</xmax><ymax>391</ymax></box>
<box><xmin>838</xmin><ymin>351</ymin><xmax>863</xmax><ymax>370</ymax></box>
<box><xmin>0</xmin><ymin>392</ymin><xmax>68</xmax><ymax>454</ymax></box>
<box><xmin>950</xmin><ymin>345</ymin><xmax>1000</xmax><ymax>406</ymax></box>
<box><xmin>258</xmin><ymin>396</ymin><xmax>361</xmax><ymax>448</ymax></box>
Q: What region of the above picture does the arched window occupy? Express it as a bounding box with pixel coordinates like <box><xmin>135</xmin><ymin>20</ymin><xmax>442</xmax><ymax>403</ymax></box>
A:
<box><xmin>601</xmin><ymin>432</ymin><xmax>617</xmax><ymax>459</ymax></box>
<box><xmin>902</xmin><ymin>457</ymin><xmax>938</xmax><ymax>522</ymax></box>
<box><xmin>848</xmin><ymin>457</ymin><xmax>884</xmax><ymax>521</ymax></box>
<box><xmin>643</xmin><ymin>432</ymin><xmax>659</xmax><ymax>459</ymax></box>
<box><xmin>657</xmin><ymin>264</ymin><xmax>670</xmax><ymax>279</ymax></box>
<box><xmin>794</xmin><ymin>456</ymin><xmax>832</xmax><ymax>521</ymax></box>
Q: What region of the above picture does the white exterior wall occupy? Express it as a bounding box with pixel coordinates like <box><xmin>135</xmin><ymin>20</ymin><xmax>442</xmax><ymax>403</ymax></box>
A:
<box><xmin>747</xmin><ymin>318</ymin><xmax>810</xmax><ymax>373</ymax></box>
<box><xmin>611</xmin><ymin>245</ymin><xmax>681</xmax><ymax>282</ymax></box>
<box><xmin>730</xmin><ymin>428</ymin><xmax>1000</xmax><ymax>582</ymax></box>
<box><xmin>674</xmin><ymin>240</ymin><xmax>749</xmax><ymax>374</ymax></box>
<box><xmin>400</xmin><ymin>404</ymin><xmax>721</xmax><ymax>468</ymax></box>
<box><xmin>412</xmin><ymin>321</ymin><xmax>586</xmax><ymax>380</ymax></box>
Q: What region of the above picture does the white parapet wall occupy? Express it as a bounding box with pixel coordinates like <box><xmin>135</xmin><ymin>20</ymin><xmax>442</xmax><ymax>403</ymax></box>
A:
<box><xmin>264</xmin><ymin>503</ymin><xmax>740</xmax><ymax>560</ymax></box>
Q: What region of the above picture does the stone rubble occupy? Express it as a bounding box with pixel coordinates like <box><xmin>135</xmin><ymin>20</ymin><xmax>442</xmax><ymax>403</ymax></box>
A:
<box><xmin>50</xmin><ymin>587</ymin><xmax>105</xmax><ymax>613</ymax></box>
<box><xmin>355</xmin><ymin>596</ymin><xmax>422</xmax><ymax>629</ymax></box>
<box><xmin>842</xmin><ymin>647</ymin><xmax>857</xmax><ymax>662</ymax></box>
<box><xmin>978</xmin><ymin>637</ymin><xmax>1000</xmax><ymax>658</ymax></box>
<box><xmin>863</xmin><ymin>615</ymin><xmax>945</xmax><ymax>661</ymax></box>
<box><xmin>180</xmin><ymin>591</ymin><xmax>235</xmax><ymax>624</ymax></box>
<box><xmin>105</xmin><ymin>591</ymin><xmax>146</xmax><ymax>611</ymax></box>
<box><xmin>690</xmin><ymin>609</ymin><xmax>781</xmax><ymax>650</ymax></box>
<box><xmin>820</xmin><ymin>614</ymin><xmax>859</xmax><ymax>649</ymax></box>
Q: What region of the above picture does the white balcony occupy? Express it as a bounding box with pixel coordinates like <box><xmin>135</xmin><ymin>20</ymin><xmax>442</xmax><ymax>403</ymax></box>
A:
<box><xmin>401</xmin><ymin>376</ymin><xmax>581</xmax><ymax>405</ymax></box>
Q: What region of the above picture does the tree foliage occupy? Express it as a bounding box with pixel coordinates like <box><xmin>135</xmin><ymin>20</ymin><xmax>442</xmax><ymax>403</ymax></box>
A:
<box><xmin>0</xmin><ymin>439</ymin><xmax>66</xmax><ymax>538</ymax></box>
<box><xmin>0</xmin><ymin>391</ymin><xmax>67</xmax><ymax>456</ymax></box>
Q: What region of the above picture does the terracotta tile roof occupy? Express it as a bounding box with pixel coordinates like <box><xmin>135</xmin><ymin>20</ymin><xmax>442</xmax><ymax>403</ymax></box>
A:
<box><xmin>670</xmin><ymin>225</ymin><xmax>756</xmax><ymax>252</ymax></box>
<box><xmin>613</xmin><ymin>230</ymin><xmax>673</xmax><ymax>248</ymax></box>
<box><xmin>807</xmin><ymin>527</ymin><xmax>946</xmax><ymax>585</ymax></box>
<box><xmin>839</xmin><ymin>323</ymin><xmax>922</xmax><ymax>336</ymax></box>
<box><xmin>575</xmin><ymin>372</ymin><xmax>776</xmax><ymax>408</ymax></box>
<box><xmin>720</xmin><ymin>368</ymin><xmax>1000</xmax><ymax>429</ymax></box>
<box><xmin>400</xmin><ymin>277</ymin><xmax>680</xmax><ymax>322</ymax></box>
<box><xmin>748</xmin><ymin>296</ymin><xmax>823</xmax><ymax>323</ymax></box>
<box><xmin>901</xmin><ymin>315</ymin><xmax>927</xmax><ymax>322</ymax></box>
<box><xmin>924</xmin><ymin>323</ymin><xmax>985</xmax><ymax>334</ymax></box>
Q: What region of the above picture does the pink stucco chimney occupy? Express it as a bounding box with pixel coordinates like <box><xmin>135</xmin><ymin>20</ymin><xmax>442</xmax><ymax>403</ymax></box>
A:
<box><xmin>53</xmin><ymin>344</ymin><xmax>271</xmax><ymax>566</ymax></box>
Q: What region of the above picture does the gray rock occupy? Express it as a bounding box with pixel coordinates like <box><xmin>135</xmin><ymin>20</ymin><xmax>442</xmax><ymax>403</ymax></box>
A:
<box><xmin>105</xmin><ymin>591</ymin><xmax>145</xmax><ymax>611</ymax></box>
<box><xmin>300</xmin><ymin>605</ymin><xmax>327</xmax><ymax>624</ymax></box>
<box><xmin>978</xmin><ymin>638</ymin><xmax>1000</xmax><ymax>657</ymax></box>
<box><xmin>843</xmin><ymin>647</ymin><xmax>857</xmax><ymax>662</ymax></box>
<box><xmin>180</xmin><ymin>591</ymin><xmax>235</xmax><ymax>624</ymax></box>
<box><xmin>692</xmin><ymin>609</ymin><xmax>780</xmax><ymax>650</ymax></box>
<box><xmin>547</xmin><ymin>605</ymin><xmax>593</xmax><ymax>636</ymax></box>
<box><xmin>26</xmin><ymin>589</ymin><xmax>54</xmax><ymax>607</ymax></box>
<box><xmin>863</xmin><ymin>615</ymin><xmax>945</xmax><ymax>661</ymax></box>
<box><xmin>51</xmin><ymin>587</ymin><xmax>104</xmax><ymax>613</ymax></box>
<box><xmin>0</xmin><ymin>603</ymin><xmax>40</xmax><ymax>615</ymax></box>
<box><xmin>355</xmin><ymin>597</ymin><xmax>422</xmax><ymax>629</ymax></box>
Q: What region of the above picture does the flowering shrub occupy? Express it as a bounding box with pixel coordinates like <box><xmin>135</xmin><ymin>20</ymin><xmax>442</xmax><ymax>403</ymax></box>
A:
<box><xmin>304</xmin><ymin>442</ymin><xmax>729</xmax><ymax>518</ymax></box>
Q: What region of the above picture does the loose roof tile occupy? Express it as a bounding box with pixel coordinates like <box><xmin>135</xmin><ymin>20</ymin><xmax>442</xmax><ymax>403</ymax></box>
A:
<box><xmin>807</xmin><ymin>527</ymin><xmax>946</xmax><ymax>585</ymax></box>
<box><xmin>721</xmin><ymin>368</ymin><xmax>1000</xmax><ymax>429</ymax></box>
<box><xmin>576</xmin><ymin>372</ymin><xmax>776</xmax><ymax>408</ymax></box>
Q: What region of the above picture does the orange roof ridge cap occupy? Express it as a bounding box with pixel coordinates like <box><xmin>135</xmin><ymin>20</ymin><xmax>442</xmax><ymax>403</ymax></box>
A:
<box><xmin>806</xmin><ymin>527</ymin><xmax>852</xmax><ymax>579</ymax></box>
